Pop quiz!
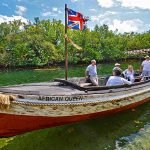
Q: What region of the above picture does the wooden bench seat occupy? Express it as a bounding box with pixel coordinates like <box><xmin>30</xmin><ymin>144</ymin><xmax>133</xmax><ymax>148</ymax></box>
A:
<box><xmin>79</xmin><ymin>83</ymin><xmax>92</xmax><ymax>87</ymax></box>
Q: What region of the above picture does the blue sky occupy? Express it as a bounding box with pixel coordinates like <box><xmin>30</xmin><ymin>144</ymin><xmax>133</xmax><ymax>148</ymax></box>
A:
<box><xmin>0</xmin><ymin>0</ymin><xmax>150</xmax><ymax>33</ymax></box>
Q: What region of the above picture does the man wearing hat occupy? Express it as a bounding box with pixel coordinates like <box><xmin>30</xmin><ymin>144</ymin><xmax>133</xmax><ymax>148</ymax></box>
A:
<box><xmin>113</xmin><ymin>63</ymin><xmax>122</xmax><ymax>72</ymax></box>
<box><xmin>140</xmin><ymin>55</ymin><xmax>150</xmax><ymax>77</ymax></box>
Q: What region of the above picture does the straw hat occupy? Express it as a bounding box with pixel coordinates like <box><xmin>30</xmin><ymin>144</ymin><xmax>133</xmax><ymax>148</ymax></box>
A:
<box><xmin>115</xmin><ymin>63</ymin><xmax>120</xmax><ymax>66</ymax></box>
<box><xmin>145</xmin><ymin>55</ymin><xmax>150</xmax><ymax>58</ymax></box>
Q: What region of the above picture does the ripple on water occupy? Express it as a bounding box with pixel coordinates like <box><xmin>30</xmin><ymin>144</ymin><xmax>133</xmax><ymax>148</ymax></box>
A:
<box><xmin>115</xmin><ymin>124</ymin><xmax>150</xmax><ymax>150</ymax></box>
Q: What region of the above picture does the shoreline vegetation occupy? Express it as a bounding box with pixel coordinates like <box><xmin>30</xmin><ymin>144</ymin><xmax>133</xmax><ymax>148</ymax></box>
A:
<box><xmin>0</xmin><ymin>58</ymin><xmax>144</xmax><ymax>71</ymax></box>
<box><xmin>0</xmin><ymin>18</ymin><xmax>150</xmax><ymax>69</ymax></box>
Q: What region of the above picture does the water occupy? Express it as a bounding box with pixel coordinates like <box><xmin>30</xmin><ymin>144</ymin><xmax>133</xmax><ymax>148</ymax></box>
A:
<box><xmin>0</xmin><ymin>103</ymin><xmax>149</xmax><ymax>150</ymax></box>
<box><xmin>0</xmin><ymin>62</ymin><xmax>149</xmax><ymax>150</ymax></box>
<box><xmin>116</xmin><ymin>124</ymin><xmax>150</xmax><ymax>150</ymax></box>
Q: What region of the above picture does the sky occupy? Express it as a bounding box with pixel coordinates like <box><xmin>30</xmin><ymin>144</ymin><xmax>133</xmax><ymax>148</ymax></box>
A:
<box><xmin>0</xmin><ymin>0</ymin><xmax>150</xmax><ymax>33</ymax></box>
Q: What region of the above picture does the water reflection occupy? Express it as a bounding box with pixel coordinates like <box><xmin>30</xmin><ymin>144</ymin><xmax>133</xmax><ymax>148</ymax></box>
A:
<box><xmin>116</xmin><ymin>124</ymin><xmax>150</xmax><ymax>150</ymax></box>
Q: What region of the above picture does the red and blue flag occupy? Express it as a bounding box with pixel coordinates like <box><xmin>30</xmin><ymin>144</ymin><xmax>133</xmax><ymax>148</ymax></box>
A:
<box><xmin>67</xmin><ymin>8</ymin><xmax>88</xmax><ymax>30</ymax></box>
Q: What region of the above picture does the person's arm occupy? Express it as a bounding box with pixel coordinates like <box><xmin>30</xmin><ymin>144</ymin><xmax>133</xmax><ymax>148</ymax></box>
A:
<box><xmin>122</xmin><ymin>69</ymin><xmax>126</xmax><ymax>74</ymax></box>
<box><xmin>85</xmin><ymin>70</ymin><xmax>89</xmax><ymax>78</ymax></box>
<box><xmin>132</xmin><ymin>70</ymin><xmax>135</xmax><ymax>76</ymax></box>
<box><xmin>140</xmin><ymin>65</ymin><xmax>143</xmax><ymax>74</ymax></box>
<box><xmin>122</xmin><ymin>69</ymin><xmax>127</xmax><ymax>78</ymax></box>
<box><xmin>140</xmin><ymin>62</ymin><xmax>144</xmax><ymax>74</ymax></box>
<box><xmin>121</xmin><ymin>78</ymin><xmax>132</xmax><ymax>85</ymax></box>
<box><xmin>85</xmin><ymin>66</ymin><xmax>89</xmax><ymax>78</ymax></box>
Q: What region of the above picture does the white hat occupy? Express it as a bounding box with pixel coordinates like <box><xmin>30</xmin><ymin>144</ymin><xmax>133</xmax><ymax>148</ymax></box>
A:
<box><xmin>115</xmin><ymin>63</ymin><xmax>120</xmax><ymax>66</ymax></box>
<box><xmin>145</xmin><ymin>55</ymin><xmax>150</xmax><ymax>58</ymax></box>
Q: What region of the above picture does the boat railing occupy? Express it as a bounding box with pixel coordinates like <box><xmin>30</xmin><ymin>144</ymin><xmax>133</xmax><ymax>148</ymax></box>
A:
<box><xmin>54</xmin><ymin>77</ymin><xmax>150</xmax><ymax>92</ymax></box>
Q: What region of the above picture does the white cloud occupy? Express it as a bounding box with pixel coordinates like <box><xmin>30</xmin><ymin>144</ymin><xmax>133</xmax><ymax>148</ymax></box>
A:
<box><xmin>15</xmin><ymin>5</ymin><xmax>27</xmax><ymax>16</ymax></box>
<box><xmin>2</xmin><ymin>3</ymin><xmax>9</xmax><ymax>7</ymax></box>
<box><xmin>41</xmin><ymin>11</ymin><xmax>52</xmax><ymax>17</ymax></box>
<box><xmin>41</xmin><ymin>7</ymin><xmax>62</xmax><ymax>17</ymax></box>
<box><xmin>97</xmin><ymin>0</ymin><xmax>150</xmax><ymax>9</ymax></box>
<box><xmin>0</xmin><ymin>15</ymin><xmax>28</xmax><ymax>24</ymax></box>
<box><xmin>71</xmin><ymin>0</ymin><xmax>79</xmax><ymax>3</ymax></box>
<box><xmin>97</xmin><ymin>0</ymin><xmax>114</xmax><ymax>8</ymax></box>
<box><xmin>127</xmin><ymin>10</ymin><xmax>140</xmax><ymax>14</ymax></box>
<box><xmin>52</xmin><ymin>7</ymin><xmax>62</xmax><ymax>13</ymax></box>
<box><xmin>91</xmin><ymin>11</ymin><xmax>117</xmax><ymax>22</ymax></box>
<box><xmin>58</xmin><ymin>10</ymin><xmax>63</xmax><ymax>14</ymax></box>
<box><xmin>116</xmin><ymin>0</ymin><xmax>150</xmax><ymax>9</ymax></box>
<box><xmin>41</xmin><ymin>11</ymin><xmax>62</xmax><ymax>17</ymax></box>
<box><xmin>109</xmin><ymin>19</ymin><xmax>143</xmax><ymax>33</ymax></box>
<box><xmin>52</xmin><ymin>7</ymin><xmax>58</xmax><ymax>12</ymax></box>
<box><xmin>89</xmin><ymin>8</ymin><xmax>97</xmax><ymax>12</ymax></box>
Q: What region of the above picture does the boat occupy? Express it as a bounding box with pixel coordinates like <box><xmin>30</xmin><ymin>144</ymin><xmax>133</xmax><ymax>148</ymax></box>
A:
<box><xmin>0</xmin><ymin>77</ymin><xmax>150</xmax><ymax>137</ymax></box>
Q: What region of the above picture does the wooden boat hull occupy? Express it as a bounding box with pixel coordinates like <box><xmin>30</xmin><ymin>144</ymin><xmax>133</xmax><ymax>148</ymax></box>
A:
<box><xmin>0</xmin><ymin>79</ymin><xmax>150</xmax><ymax>137</ymax></box>
<box><xmin>0</xmin><ymin>97</ymin><xmax>149</xmax><ymax>137</ymax></box>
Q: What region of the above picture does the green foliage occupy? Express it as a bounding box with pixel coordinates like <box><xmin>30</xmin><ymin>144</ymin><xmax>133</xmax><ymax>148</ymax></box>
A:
<box><xmin>0</xmin><ymin>19</ymin><xmax>150</xmax><ymax>67</ymax></box>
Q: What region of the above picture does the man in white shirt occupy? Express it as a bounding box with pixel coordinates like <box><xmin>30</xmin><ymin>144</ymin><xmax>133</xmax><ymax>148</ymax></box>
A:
<box><xmin>106</xmin><ymin>68</ymin><xmax>132</xmax><ymax>86</ymax></box>
<box><xmin>85</xmin><ymin>60</ymin><xmax>98</xmax><ymax>86</ymax></box>
<box><xmin>140</xmin><ymin>55</ymin><xmax>150</xmax><ymax>77</ymax></box>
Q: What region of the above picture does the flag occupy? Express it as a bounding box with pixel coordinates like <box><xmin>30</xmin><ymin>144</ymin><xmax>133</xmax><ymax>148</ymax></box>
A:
<box><xmin>67</xmin><ymin>8</ymin><xmax>88</xmax><ymax>30</ymax></box>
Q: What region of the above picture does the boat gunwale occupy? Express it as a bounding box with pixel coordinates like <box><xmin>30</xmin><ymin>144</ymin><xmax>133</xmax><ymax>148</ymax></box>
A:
<box><xmin>0</xmin><ymin>82</ymin><xmax>149</xmax><ymax>97</ymax></box>
<box><xmin>0</xmin><ymin>79</ymin><xmax>150</xmax><ymax>96</ymax></box>
<box><xmin>54</xmin><ymin>78</ymin><xmax>150</xmax><ymax>91</ymax></box>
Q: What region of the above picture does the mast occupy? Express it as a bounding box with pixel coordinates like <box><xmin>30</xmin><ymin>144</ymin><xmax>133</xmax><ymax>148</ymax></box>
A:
<box><xmin>65</xmin><ymin>4</ymin><xmax>68</xmax><ymax>80</ymax></box>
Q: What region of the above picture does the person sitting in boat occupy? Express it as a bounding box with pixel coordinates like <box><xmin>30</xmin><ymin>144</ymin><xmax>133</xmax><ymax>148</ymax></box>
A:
<box><xmin>113</xmin><ymin>63</ymin><xmax>122</xmax><ymax>72</ymax></box>
<box><xmin>104</xmin><ymin>63</ymin><xmax>122</xmax><ymax>84</ymax></box>
<box><xmin>106</xmin><ymin>68</ymin><xmax>132</xmax><ymax>86</ymax></box>
<box><xmin>85</xmin><ymin>60</ymin><xmax>98</xmax><ymax>86</ymax></box>
<box><xmin>140</xmin><ymin>55</ymin><xmax>150</xmax><ymax>79</ymax></box>
<box><xmin>123</xmin><ymin>65</ymin><xmax>135</xmax><ymax>83</ymax></box>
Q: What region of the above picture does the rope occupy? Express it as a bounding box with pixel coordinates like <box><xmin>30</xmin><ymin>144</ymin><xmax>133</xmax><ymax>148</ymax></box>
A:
<box><xmin>11</xmin><ymin>88</ymin><xmax>149</xmax><ymax>106</ymax></box>
<box><xmin>0</xmin><ymin>94</ymin><xmax>16</xmax><ymax>109</ymax></box>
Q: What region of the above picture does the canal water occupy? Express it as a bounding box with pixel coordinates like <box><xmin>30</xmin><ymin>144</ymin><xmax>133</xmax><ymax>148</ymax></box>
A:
<box><xmin>0</xmin><ymin>62</ymin><xmax>149</xmax><ymax>150</ymax></box>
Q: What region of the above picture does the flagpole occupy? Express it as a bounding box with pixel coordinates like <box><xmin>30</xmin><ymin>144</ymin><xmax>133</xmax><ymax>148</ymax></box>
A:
<box><xmin>65</xmin><ymin>4</ymin><xmax>68</xmax><ymax>80</ymax></box>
